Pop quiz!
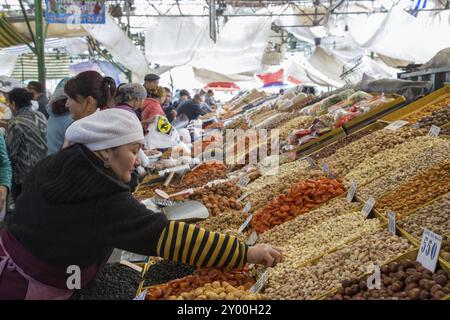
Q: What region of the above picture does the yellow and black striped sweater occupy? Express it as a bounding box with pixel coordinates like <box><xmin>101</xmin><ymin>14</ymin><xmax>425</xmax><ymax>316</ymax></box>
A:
<box><xmin>8</xmin><ymin>144</ymin><xmax>248</xmax><ymax>269</ymax></box>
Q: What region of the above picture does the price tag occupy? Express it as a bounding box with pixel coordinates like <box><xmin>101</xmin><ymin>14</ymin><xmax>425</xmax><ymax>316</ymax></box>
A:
<box><xmin>417</xmin><ymin>228</ymin><xmax>442</xmax><ymax>272</ymax></box>
<box><xmin>428</xmin><ymin>125</ymin><xmax>440</xmax><ymax>137</ymax></box>
<box><xmin>411</xmin><ymin>123</ymin><xmax>420</xmax><ymax>129</ymax></box>
<box><xmin>361</xmin><ymin>196</ymin><xmax>376</xmax><ymax>218</ymax></box>
<box><xmin>133</xmin><ymin>289</ymin><xmax>148</xmax><ymax>300</ymax></box>
<box><xmin>346</xmin><ymin>181</ymin><xmax>357</xmax><ymax>203</ymax></box>
<box><xmin>301</xmin><ymin>156</ymin><xmax>316</xmax><ymax>168</ymax></box>
<box><xmin>250</xmin><ymin>269</ymin><xmax>269</xmax><ymax>293</ymax></box>
<box><xmin>238</xmin><ymin>193</ymin><xmax>249</xmax><ymax>202</ymax></box>
<box><xmin>387</xmin><ymin>210</ymin><xmax>396</xmax><ymax>236</ymax></box>
<box><xmin>322</xmin><ymin>163</ymin><xmax>335</xmax><ymax>179</ymax></box>
<box><xmin>243</xmin><ymin>203</ymin><xmax>252</xmax><ymax>213</ymax></box>
<box><xmin>384</xmin><ymin>120</ymin><xmax>409</xmax><ymax>131</ymax></box>
<box><xmin>238</xmin><ymin>214</ymin><xmax>253</xmax><ymax>234</ymax></box>
<box><xmin>245</xmin><ymin>231</ymin><xmax>258</xmax><ymax>246</ymax></box>
<box><xmin>237</xmin><ymin>176</ymin><xmax>251</xmax><ymax>188</ymax></box>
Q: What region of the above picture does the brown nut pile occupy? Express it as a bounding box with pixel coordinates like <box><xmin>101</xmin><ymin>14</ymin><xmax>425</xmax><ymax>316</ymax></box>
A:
<box><xmin>358</xmin><ymin>138</ymin><xmax>450</xmax><ymax>199</ymax></box>
<box><xmin>180</xmin><ymin>182</ymin><xmax>244</xmax><ymax>216</ymax></box>
<box><xmin>397</xmin><ymin>193</ymin><xmax>450</xmax><ymax>240</ymax></box>
<box><xmin>376</xmin><ymin>161</ymin><xmax>450</xmax><ymax>218</ymax></box>
<box><xmin>415</xmin><ymin>104</ymin><xmax>450</xmax><ymax>129</ymax></box>
<box><xmin>196</xmin><ymin>210</ymin><xmax>248</xmax><ymax>241</ymax></box>
<box><xmin>275</xmin><ymin>212</ymin><xmax>381</xmax><ymax>270</ymax></box>
<box><xmin>441</xmin><ymin>238</ymin><xmax>450</xmax><ymax>262</ymax></box>
<box><xmin>278</xmin><ymin>116</ymin><xmax>315</xmax><ymax>141</ymax></box>
<box><xmin>264</xmin><ymin>230</ymin><xmax>413</xmax><ymax>300</ymax></box>
<box><xmin>259</xmin><ymin>197</ymin><xmax>361</xmax><ymax>247</ymax></box>
<box><xmin>264</xmin><ymin>113</ymin><xmax>296</xmax><ymax>130</ymax></box>
<box><xmin>182</xmin><ymin>162</ymin><xmax>228</xmax><ymax>188</ymax></box>
<box><xmin>326</xmin><ymin>259</ymin><xmax>450</xmax><ymax>300</ymax></box>
<box><xmin>344</xmin><ymin>136</ymin><xmax>443</xmax><ymax>188</ymax></box>
<box><xmin>310</xmin><ymin>125</ymin><xmax>383</xmax><ymax>161</ymax></box>
<box><xmin>404</xmin><ymin>96</ymin><xmax>450</xmax><ymax>124</ymax></box>
<box><xmin>169</xmin><ymin>281</ymin><xmax>265</xmax><ymax>300</ymax></box>
<box><xmin>321</xmin><ymin>127</ymin><xmax>424</xmax><ymax>178</ymax></box>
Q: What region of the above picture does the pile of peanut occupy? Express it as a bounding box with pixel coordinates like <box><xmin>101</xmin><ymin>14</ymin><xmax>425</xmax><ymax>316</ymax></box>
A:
<box><xmin>169</xmin><ymin>281</ymin><xmax>265</xmax><ymax>300</ymax></box>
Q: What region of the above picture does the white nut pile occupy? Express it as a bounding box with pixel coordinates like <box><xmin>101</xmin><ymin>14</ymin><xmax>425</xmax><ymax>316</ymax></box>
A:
<box><xmin>343</xmin><ymin>136</ymin><xmax>444</xmax><ymax>188</ymax></box>
<box><xmin>264</xmin><ymin>230</ymin><xmax>413</xmax><ymax>300</ymax></box>
<box><xmin>359</xmin><ymin>139</ymin><xmax>450</xmax><ymax>199</ymax></box>
<box><xmin>275</xmin><ymin>212</ymin><xmax>381</xmax><ymax>270</ymax></box>
<box><xmin>397</xmin><ymin>193</ymin><xmax>450</xmax><ymax>239</ymax></box>
<box><xmin>277</xmin><ymin>115</ymin><xmax>315</xmax><ymax>140</ymax></box>
<box><xmin>196</xmin><ymin>210</ymin><xmax>248</xmax><ymax>241</ymax></box>
<box><xmin>321</xmin><ymin>127</ymin><xmax>424</xmax><ymax>178</ymax></box>
<box><xmin>258</xmin><ymin>197</ymin><xmax>361</xmax><ymax>246</ymax></box>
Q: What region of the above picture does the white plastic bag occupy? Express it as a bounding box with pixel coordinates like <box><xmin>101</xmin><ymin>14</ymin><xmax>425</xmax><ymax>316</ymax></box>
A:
<box><xmin>144</xmin><ymin>116</ymin><xmax>180</xmax><ymax>149</ymax></box>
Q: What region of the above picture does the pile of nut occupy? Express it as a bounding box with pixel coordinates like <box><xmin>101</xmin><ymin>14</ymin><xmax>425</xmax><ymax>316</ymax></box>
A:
<box><xmin>264</xmin><ymin>230</ymin><xmax>413</xmax><ymax>300</ymax></box>
<box><xmin>404</xmin><ymin>96</ymin><xmax>450</xmax><ymax>124</ymax></box>
<box><xmin>258</xmin><ymin>197</ymin><xmax>361</xmax><ymax>247</ymax></box>
<box><xmin>144</xmin><ymin>268</ymin><xmax>254</xmax><ymax>300</ymax></box>
<box><xmin>169</xmin><ymin>281</ymin><xmax>265</xmax><ymax>300</ymax></box>
<box><xmin>344</xmin><ymin>136</ymin><xmax>442</xmax><ymax>188</ymax></box>
<box><xmin>310</xmin><ymin>125</ymin><xmax>383</xmax><ymax>161</ymax></box>
<box><xmin>397</xmin><ymin>193</ymin><xmax>450</xmax><ymax>240</ymax></box>
<box><xmin>196</xmin><ymin>210</ymin><xmax>248</xmax><ymax>241</ymax></box>
<box><xmin>376</xmin><ymin>161</ymin><xmax>450</xmax><ymax>218</ymax></box>
<box><xmin>251</xmin><ymin>178</ymin><xmax>345</xmax><ymax>233</ymax></box>
<box><xmin>276</xmin><ymin>212</ymin><xmax>381</xmax><ymax>269</ymax></box>
<box><xmin>320</xmin><ymin>127</ymin><xmax>424</xmax><ymax>178</ymax></box>
<box><xmin>182</xmin><ymin>162</ymin><xmax>228</xmax><ymax>188</ymax></box>
<box><xmin>264</xmin><ymin>113</ymin><xmax>296</xmax><ymax>130</ymax></box>
<box><xmin>359</xmin><ymin>139</ymin><xmax>450</xmax><ymax>199</ymax></box>
<box><xmin>277</xmin><ymin>116</ymin><xmax>315</xmax><ymax>141</ymax></box>
<box><xmin>414</xmin><ymin>104</ymin><xmax>450</xmax><ymax>129</ymax></box>
<box><xmin>179</xmin><ymin>182</ymin><xmax>244</xmax><ymax>216</ymax></box>
<box><xmin>326</xmin><ymin>259</ymin><xmax>450</xmax><ymax>300</ymax></box>
<box><xmin>441</xmin><ymin>238</ymin><xmax>450</xmax><ymax>262</ymax></box>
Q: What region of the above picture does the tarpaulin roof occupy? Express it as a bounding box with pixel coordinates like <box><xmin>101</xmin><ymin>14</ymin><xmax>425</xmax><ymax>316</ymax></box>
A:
<box><xmin>0</xmin><ymin>13</ymin><xmax>30</xmax><ymax>48</ymax></box>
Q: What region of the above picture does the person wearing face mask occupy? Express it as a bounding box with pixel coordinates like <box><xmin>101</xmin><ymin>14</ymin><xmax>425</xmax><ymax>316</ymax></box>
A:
<box><xmin>4</xmin><ymin>88</ymin><xmax>47</xmax><ymax>201</ymax></box>
<box><xmin>64</xmin><ymin>71</ymin><xmax>116</xmax><ymax>121</ymax></box>
<box><xmin>0</xmin><ymin>109</ymin><xmax>282</xmax><ymax>300</ymax></box>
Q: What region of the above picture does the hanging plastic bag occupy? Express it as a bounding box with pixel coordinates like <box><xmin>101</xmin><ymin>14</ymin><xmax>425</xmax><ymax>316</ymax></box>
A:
<box><xmin>144</xmin><ymin>115</ymin><xmax>180</xmax><ymax>149</ymax></box>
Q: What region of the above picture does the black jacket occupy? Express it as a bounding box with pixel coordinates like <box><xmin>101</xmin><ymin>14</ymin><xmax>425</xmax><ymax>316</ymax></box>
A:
<box><xmin>176</xmin><ymin>99</ymin><xmax>206</xmax><ymax>121</ymax></box>
<box><xmin>7</xmin><ymin>144</ymin><xmax>168</xmax><ymax>267</ymax></box>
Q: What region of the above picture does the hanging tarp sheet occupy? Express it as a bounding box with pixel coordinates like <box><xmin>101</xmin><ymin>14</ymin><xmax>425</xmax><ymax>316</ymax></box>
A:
<box><xmin>45</xmin><ymin>0</ymin><xmax>106</xmax><ymax>24</ymax></box>
<box><xmin>0</xmin><ymin>14</ymin><xmax>31</xmax><ymax>48</ymax></box>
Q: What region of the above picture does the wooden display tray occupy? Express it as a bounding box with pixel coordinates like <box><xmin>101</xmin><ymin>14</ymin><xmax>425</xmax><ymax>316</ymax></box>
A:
<box><xmin>343</xmin><ymin>94</ymin><xmax>406</xmax><ymax>133</ymax></box>
<box><xmin>381</xmin><ymin>85</ymin><xmax>450</xmax><ymax>122</ymax></box>
<box><xmin>317</xmin><ymin>248</ymin><xmax>450</xmax><ymax>300</ymax></box>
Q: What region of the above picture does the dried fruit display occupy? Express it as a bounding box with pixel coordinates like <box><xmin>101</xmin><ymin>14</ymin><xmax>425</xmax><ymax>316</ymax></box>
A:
<box><xmin>404</xmin><ymin>96</ymin><xmax>450</xmax><ymax>124</ymax></box>
<box><xmin>326</xmin><ymin>259</ymin><xmax>450</xmax><ymax>300</ymax></box>
<box><xmin>277</xmin><ymin>116</ymin><xmax>315</xmax><ymax>141</ymax></box>
<box><xmin>251</xmin><ymin>178</ymin><xmax>345</xmax><ymax>234</ymax></box>
<box><xmin>182</xmin><ymin>162</ymin><xmax>228</xmax><ymax>188</ymax></box>
<box><xmin>414</xmin><ymin>105</ymin><xmax>450</xmax><ymax>129</ymax></box>
<box><xmin>169</xmin><ymin>281</ymin><xmax>265</xmax><ymax>300</ymax></box>
<box><xmin>376</xmin><ymin>161</ymin><xmax>450</xmax><ymax>218</ymax></box>
<box><xmin>196</xmin><ymin>210</ymin><xmax>248</xmax><ymax>241</ymax></box>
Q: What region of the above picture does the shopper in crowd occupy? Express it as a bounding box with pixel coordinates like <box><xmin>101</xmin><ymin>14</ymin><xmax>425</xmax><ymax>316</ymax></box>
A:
<box><xmin>4</xmin><ymin>88</ymin><xmax>47</xmax><ymax>201</ymax></box>
<box><xmin>0</xmin><ymin>134</ymin><xmax>12</xmax><ymax>223</ymax></box>
<box><xmin>27</xmin><ymin>81</ymin><xmax>49</xmax><ymax>119</ymax></box>
<box><xmin>64</xmin><ymin>71</ymin><xmax>116</xmax><ymax>121</ymax></box>
<box><xmin>172</xmin><ymin>89</ymin><xmax>190</xmax><ymax>110</ymax></box>
<box><xmin>176</xmin><ymin>92</ymin><xmax>208</xmax><ymax>121</ymax></box>
<box><xmin>141</xmin><ymin>86</ymin><xmax>166</xmax><ymax>133</ymax></box>
<box><xmin>205</xmin><ymin>89</ymin><xmax>217</xmax><ymax>108</ymax></box>
<box><xmin>46</xmin><ymin>79</ymin><xmax>73</xmax><ymax>155</ymax></box>
<box><xmin>0</xmin><ymin>109</ymin><xmax>282</xmax><ymax>299</ymax></box>
<box><xmin>114</xmin><ymin>83</ymin><xmax>147</xmax><ymax>117</ymax></box>
<box><xmin>162</xmin><ymin>87</ymin><xmax>177</xmax><ymax>122</ymax></box>
<box><xmin>143</xmin><ymin>73</ymin><xmax>160</xmax><ymax>97</ymax></box>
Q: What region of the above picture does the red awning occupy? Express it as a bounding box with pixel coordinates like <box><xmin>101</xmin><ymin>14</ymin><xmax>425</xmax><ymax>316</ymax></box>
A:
<box><xmin>204</xmin><ymin>82</ymin><xmax>240</xmax><ymax>91</ymax></box>
<box><xmin>257</xmin><ymin>69</ymin><xmax>284</xmax><ymax>85</ymax></box>
<box><xmin>287</xmin><ymin>75</ymin><xmax>301</xmax><ymax>85</ymax></box>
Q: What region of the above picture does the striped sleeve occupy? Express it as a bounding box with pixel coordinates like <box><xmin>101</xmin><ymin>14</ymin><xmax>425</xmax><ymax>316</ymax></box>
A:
<box><xmin>156</xmin><ymin>221</ymin><xmax>248</xmax><ymax>269</ymax></box>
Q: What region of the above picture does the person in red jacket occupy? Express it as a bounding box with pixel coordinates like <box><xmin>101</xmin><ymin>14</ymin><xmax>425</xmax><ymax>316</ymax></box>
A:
<box><xmin>141</xmin><ymin>86</ymin><xmax>166</xmax><ymax>134</ymax></box>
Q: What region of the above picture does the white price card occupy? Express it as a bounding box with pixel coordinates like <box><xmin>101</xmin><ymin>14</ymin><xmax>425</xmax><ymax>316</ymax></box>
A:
<box><xmin>301</xmin><ymin>156</ymin><xmax>316</xmax><ymax>168</ymax></box>
<box><xmin>243</xmin><ymin>203</ymin><xmax>252</xmax><ymax>213</ymax></box>
<box><xmin>346</xmin><ymin>181</ymin><xmax>357</xmax><ymax>203</ymax></box>
<box><xmin>361</xmin><ymin>196</ymin><xmax>376</xmax><ymax>218</ymax></box>
<box><xmin>387</xmin><ymin>210</ymin><xmax>396</xmax><ymax>236</ymax></box>
<box><xmin>237</xmin><ymin>176</ymin><xmax>251</xmax><ymax>188</ymax></box>
<box><xmin>384</xmin><ymin>120</ymin><xmax>409</xmax><ymax>131</ymax></box>
<box><xmin>322</xmin><ymin>163</ymin><xmax>335</xmax><ymax>179</ymax></box>
<box><xmin>238</xmin><ymin>193</ymin><xmax>249</xmax><ymax>202</ymax></box>
<box><xmin>133</xmin><ymin>289</ymin><xmax>147</xmax><ymax>300</ymax></box>
<box><xmin>250</xmin><ymin>269</ymin><xmax>269</xmax><ymax>293</ymax></box>
<box><xmin>238</xmin><ymin>214</ymin><xmax>253</xmax><ymax>234</ymax></box>
<box><xmin>428</xmin><ymin>125</ymin><xmax>440</xmax><ymax>137</ymax></box>
<box><xmin>417</xmin><ymin>228</ymin><xmax>442</xmax><ymax>272</ymax></box>
<box><xmin>245</xmin><ymin>231</ymin><xmax>258</xmax><ymax>246</ymax></box>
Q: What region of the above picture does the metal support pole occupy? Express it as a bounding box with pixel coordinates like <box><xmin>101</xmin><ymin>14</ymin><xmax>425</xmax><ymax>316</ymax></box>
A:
<box><xmin>34</xmin><ymin>0</ymin><xmax>46</xmax><ymax>86</ymax></box>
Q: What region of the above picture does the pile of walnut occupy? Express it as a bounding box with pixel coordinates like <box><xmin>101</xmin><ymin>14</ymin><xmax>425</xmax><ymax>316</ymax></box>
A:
<box><xmin>182</xmin><ymin>162</ymin><xmax>228</xmax><ymax>188</ymax></box>
<box><xmin>169</xmin><ymin>281</ymin><xmax>265</xmax><ymax>300</ymax></box>
<box><xmin>144</xmin><ymin>268</ymin><xmax>254</xmax><ymax>300</ymax></box>
<box><xmin>326</xmin><ymin>259</ymin><xmax>450</xmax><ymax>300</ymax></box>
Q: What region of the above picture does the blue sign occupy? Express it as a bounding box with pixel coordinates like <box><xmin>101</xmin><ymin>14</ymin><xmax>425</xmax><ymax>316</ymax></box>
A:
<box><xmin>45</xmin><ymin>0</ymin><xmax>106</xmax><ymax>24</ymax></box>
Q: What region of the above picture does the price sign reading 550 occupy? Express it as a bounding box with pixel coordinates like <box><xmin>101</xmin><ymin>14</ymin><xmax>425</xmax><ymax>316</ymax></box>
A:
<box><xmin>416</xmin><ymin>228</ymin><xmax>442</xmax><ymax>272</ymax></box>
